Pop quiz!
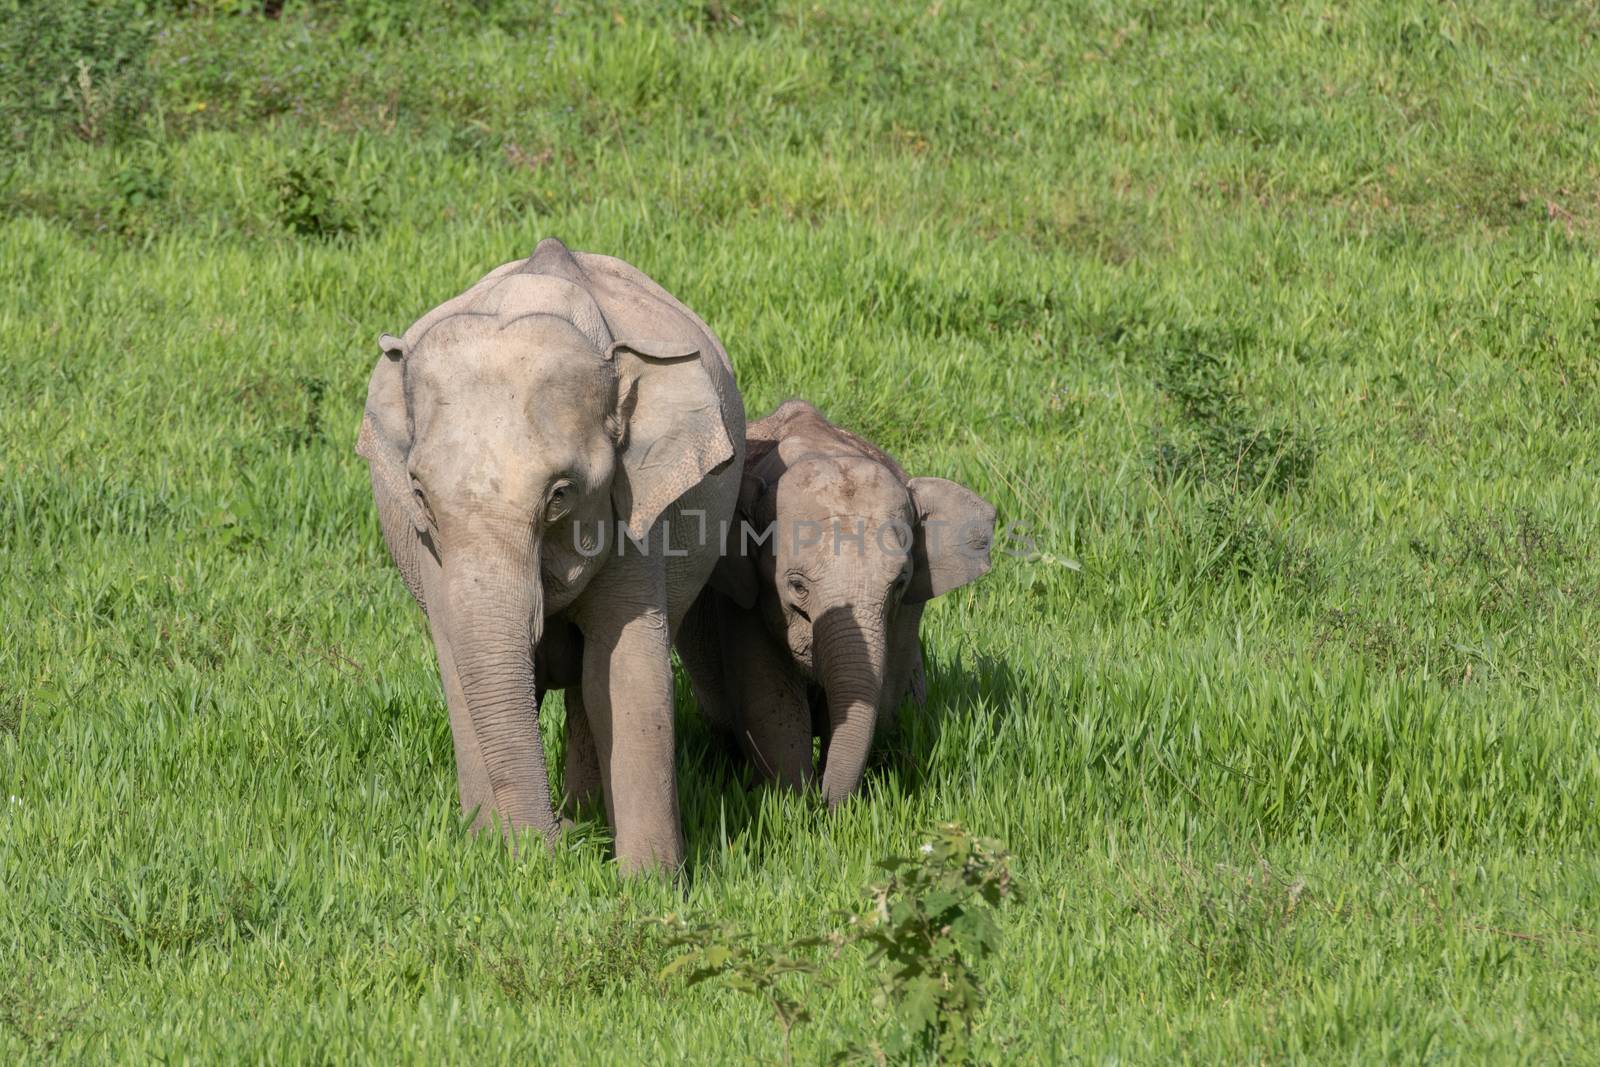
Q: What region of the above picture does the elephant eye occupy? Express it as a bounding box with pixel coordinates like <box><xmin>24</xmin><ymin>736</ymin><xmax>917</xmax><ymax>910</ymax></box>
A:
<box><xmin>787</xmin><ymin>576</ymin><xmax>810</xmax><ymax>623</ymax></box>
<box><xmin>411</xmin><ymin>482</ymin><xmax>436</xmax><ymax>529</ymax></box>
<box><xmin>546</xmin><ymin>481</ymin><xmax>572</xmax><ymax>520</ymax></box>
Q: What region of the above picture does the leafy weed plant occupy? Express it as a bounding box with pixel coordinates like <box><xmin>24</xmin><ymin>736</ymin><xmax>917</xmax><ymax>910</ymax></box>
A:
<box><xmin>271</xmin><ymin>144</ymin><xmax>378</xmax><ymax>239</ymax></box>
<box><xmin>658</xmin><ymin>917</ymin><xmax>822</xmax><ymax>1067</ymax></box>
<box><xmin>842</xmin><ymin>825</ymin><xmax>1017</xmax><ymax>1064</ymax></box>
<box><xmin>658</xmin><ymin>825</ymin><xmax>1018</xmax><ymax>1065</ymax></box>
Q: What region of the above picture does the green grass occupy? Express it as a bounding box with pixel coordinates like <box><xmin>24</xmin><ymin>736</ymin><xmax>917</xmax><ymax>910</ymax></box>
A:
<box><xmin>4</xmin><ymin>0</ymin><xmax>1600</xmax><ymax>1061</ymax></box>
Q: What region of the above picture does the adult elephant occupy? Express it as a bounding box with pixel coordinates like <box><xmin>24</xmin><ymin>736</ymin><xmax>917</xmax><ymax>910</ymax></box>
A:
<box><xmin>356</xmin><ymin>237</ymin><xmax>743</xmax><ymax>874</ymax></box>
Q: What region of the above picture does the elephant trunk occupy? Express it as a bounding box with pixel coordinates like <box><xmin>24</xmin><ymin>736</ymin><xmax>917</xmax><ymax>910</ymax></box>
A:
<box><xmin>443</xmin><ymin>539</ymin><xmax>557</xmax><ymax>840</ymax></box>
<box><xmin>815</xmin><ymin>604</ymin><xmax>887</xmax><ymax>807</ymax></box>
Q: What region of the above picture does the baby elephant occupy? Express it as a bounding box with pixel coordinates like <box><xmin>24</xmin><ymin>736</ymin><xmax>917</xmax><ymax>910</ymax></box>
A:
<box><xmin>678</xmin><ymin>400</ymin><xmax>996</xmax><ymax>806</ymax></box>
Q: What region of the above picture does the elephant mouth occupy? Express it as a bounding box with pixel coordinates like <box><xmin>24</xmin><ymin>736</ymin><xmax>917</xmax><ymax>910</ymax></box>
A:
<box><xmin>789</xmin><ymin>629</ymin><xmax>816</xmax><ymax>675</ymax></box>
<box><xmin>540</xmin><ymin>535</ymin><xmax>605</xmax><ymax>614</ymax></box>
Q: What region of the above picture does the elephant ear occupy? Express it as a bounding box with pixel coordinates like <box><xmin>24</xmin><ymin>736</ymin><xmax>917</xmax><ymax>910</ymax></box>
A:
<box><xmin>905</xmin><ymin>476</ymin><xmax>996</xmax><ymax>605</ymax></box>
<box><xmin>607</xmin><ymin>339</ymin><xmax>736</xmax><ymax>544</ymax></box>
<box><xmin>355</xmin><ymin>334</ymin><xmax>428</xmax><ymax>606</ymax></box>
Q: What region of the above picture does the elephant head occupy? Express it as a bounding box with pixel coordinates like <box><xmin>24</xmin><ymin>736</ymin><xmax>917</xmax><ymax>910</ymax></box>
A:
<box><xmin>356</xmin><ymin>238</ymin><xmax>734</xmax><ymax>842</ymax></box>
<box><xmin>732</xmin><ymin>445</ymin><xmax>995</xmax><ymax>806</ymax></box>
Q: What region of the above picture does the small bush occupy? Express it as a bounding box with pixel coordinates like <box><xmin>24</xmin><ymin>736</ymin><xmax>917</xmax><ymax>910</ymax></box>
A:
<box><xmin>845</xmin><ymin>825</ymin><xmax>1018</xmax><ymax>1063</ymax></box>
<box><xmin>271</xmin><ymin>145</ymin><xmax>378</xmax><ymax>239</ymax></box>
<box><xmin>0</xmin><ymin>0</ymin><xmax>157</xmax><ymax>144</ymax></box>
<box><xmin>309</xmin><ymin>0</ymin><xmax>509</xmax><ymax>43</ymax></box>
<box><xmin>1194</xmin><ymin>495</ymin><xmax>1322</xmax><ymax>594</ymax></box>
<box><xmin>658</xmin><ymin>918</ymin><xmax>820</xmax><ymax>1066</ymax></box>
<box><xmin>1152</xmin><ymin>336</ymin><xmax>1318</xmax><ymax>497</ymax></box>
<box><xmin>107</xmin><ymin>152</ymin><xmax>170</xmax><ymax>237</ymax></box>
<box><xmin>658</xmin><ymin>824</ymin><xmax>1018</xmax><ymax>1065</ymax></box>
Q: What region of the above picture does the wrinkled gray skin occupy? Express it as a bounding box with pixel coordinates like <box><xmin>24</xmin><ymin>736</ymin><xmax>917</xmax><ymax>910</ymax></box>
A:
<box><xmin>356</xmin><ymin>238</ymin><xmax>743</xmax><ymax>875</ymax></box>
<box><xmin>675</xmin><ymin>400</ymin><xmax>995</xmax><ymax>806</ymax></box>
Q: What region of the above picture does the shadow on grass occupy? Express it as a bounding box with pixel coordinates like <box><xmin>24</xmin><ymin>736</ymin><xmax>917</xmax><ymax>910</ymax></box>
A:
<box><xmin>870</xmin><ymin>647</ymin><xmax>1024</xmax><ymax>796</ymax></box>
<box><xmin>520</xmin><ymin>633</ymin><xmax>1019</xmax><ymax>876</ymax></box>
<box><xmin>667</xmin><ymin>640</ymin><xmax>1023</xmax><ymax>874</ymax></box>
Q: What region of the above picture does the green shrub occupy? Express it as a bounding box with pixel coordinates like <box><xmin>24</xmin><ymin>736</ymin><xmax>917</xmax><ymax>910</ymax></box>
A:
<box><xmin>107</xmin><ymin>151</ymin><xmax>170</xmax><ymax>237</ymax></box>
<box><xmin>0</xmin><ymin>0</ymin><xmax>157</xmax><ymax>144</ymax></box>
<box><xmin>1152</xmin><ymin>335</ymin><xmax>1318</xmax><ymax>497</ymax></box>
<box><xmin>270</xmin><ymin>144</ymin><xmax>379</xmax><ymax>239</ymax></box>
<box><xmin>844</xmin><ymin>825</ymin><xmax>1018</xmax><ymax>1063</ymax></box>
<box><xmin>658</xmin><ymin>825</ymin><xmax>1019</xmax><ymax>1065</ymax></box>
<box><xmin>658</xmin><ymin>918</ymin><xmax>821</xmax><ymax>1067</ymax></box>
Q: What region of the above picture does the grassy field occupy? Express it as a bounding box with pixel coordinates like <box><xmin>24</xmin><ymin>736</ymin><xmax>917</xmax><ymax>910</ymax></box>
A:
<box><xmin>3</xmin><ymin>0</ymin><xmax>1600</xmax><ymax>1061</ymax></box>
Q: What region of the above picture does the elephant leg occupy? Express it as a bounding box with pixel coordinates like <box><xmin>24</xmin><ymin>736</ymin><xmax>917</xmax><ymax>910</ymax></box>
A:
<box><xmin>562</xmin><ymin>685</ymin><xmax>603</xmax><ymax>816</ymax></box>
<box><xmin>809</xmin><ymin>686</ymin><xmax>830</xmax><ymax>782</ymax></box>
<box><xmin>575</xmin><ymin>568</ymin><xmax>684</xmax><ymax>875</ymax></box>
<box><xmin>739</xmin><ymin>677</ymin><xmax>812</xmax><ymax>792</ymax></box>
<box><xmin>726</xmin><ymin>617</ymin><xmax>813</xmax><ymax>791</ymax></box>
<box><xmin>533</xmin><ymin>619</ymin><xmax>600</xmax><ymax>818</ymax></box>
<box><xmin>879</xmin><ymin>602</ymin><xmax>926</xmax><ymax>735</ymax></box>
<box><xmin>674</xmin><ymin>589</ymin><xmax>735</xmax><ymax>732</ymax></box>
